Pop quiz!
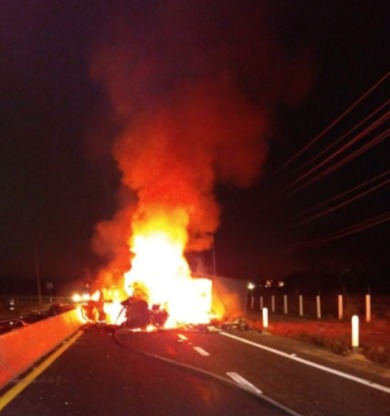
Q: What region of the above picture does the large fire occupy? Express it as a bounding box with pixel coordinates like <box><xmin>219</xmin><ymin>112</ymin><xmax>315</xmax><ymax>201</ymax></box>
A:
<box><xmin>85</xmin><ymin>0</ymin><xmax>315</xmax><ymax>330</ymax></box>
<box><xmin>123</xmin><ymin>210</ymin><xmax>213</xmax><ymax>326</ymax></box>
<box><xmin>80</xmin><ymin>210</ymin><xmax>214</xmax><ymax>328</ymax></box>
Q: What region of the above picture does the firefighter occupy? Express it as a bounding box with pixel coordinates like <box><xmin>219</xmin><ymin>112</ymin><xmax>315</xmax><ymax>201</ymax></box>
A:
<box><xmin>121</xmin><ymin>295</ymin><xmax>150</xmax><ymax>329</ymax></box>
<box><xmin>96</xmin><ymin>290</ymin><xmax>106</xmax><ymax>322</ymax></box>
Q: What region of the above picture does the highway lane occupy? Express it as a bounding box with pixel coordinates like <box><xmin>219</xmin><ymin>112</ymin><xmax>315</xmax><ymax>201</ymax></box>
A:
<box><xmin>116</xmin><ymin>327</ymin><xmax>390</xmax><ymax>415</ymax></box>
<box><xmin>0</xmin><ymin>326</ymin><xmax>291</xmax><ymax>416</ymax></box>
<box><xmin>1</xmin><ymin>325</ymin><xmax>389</xmax><ymax>415</ymax></box>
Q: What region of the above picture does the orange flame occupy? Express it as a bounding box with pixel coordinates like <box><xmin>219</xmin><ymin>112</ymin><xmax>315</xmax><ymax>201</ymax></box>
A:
<box><xmin>124</xmin><ymin>209</ymin><xmax>213</xmax><ymax>325</ymax></box>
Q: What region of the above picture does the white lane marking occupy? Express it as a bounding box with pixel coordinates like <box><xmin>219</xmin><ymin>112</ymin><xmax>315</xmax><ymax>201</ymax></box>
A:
<box><xmin>178</xmin><ymin>334</ymin><xmax>188</xmax><ymax>341</ymax></box>
<box><xmin>227</xmin><ymin>372</ymin><xmax>262</xmax><ymax>395</ymax></box>
<box><xmin>220</xmin><ymin>332</ymin><xmax>390</xmax><ymax>395</ymax></box>
<box><xmin>193</xmin><ymin>346</ymin><xmax>210</xmax><ymax>356</ymax></box>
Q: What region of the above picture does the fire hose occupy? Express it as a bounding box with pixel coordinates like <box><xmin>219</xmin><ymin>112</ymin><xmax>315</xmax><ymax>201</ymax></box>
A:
<box><xmin>112</xmin><ymin>327</ymin><xmax>302</xmax><ymax>416</ymax></box>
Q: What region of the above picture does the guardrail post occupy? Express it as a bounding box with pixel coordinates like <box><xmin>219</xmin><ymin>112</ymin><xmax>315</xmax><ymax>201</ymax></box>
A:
<box><xmin>351</xmin><ymin>315</ymin><xmax>359</xmax><ymax>352</ymax></box>
<box><xmin>271</xmin><ymin>295</ymin><xmax>275</xmax><ymax>313</ymax></box>
<box><xmin>338</xmin><ymin>294</ymin><xmax>343</xmax><ymax>320</ymax></box>
<box><xmin>262</xmin><ymin>307</ymin><xmax>269</xmax><ymax>334</ymax></box>
<box><xmin>316</xmin><ymin>295</ymin><xmax>321</xmax><ymax>319</ymax></box>
<box><xmin>365</xmin><ymin>294</ymin><xmax>371</xmax><ymax>323</ymax></box>
<box><xmin>298</xmin><ymin>295</ymin><xmax>303</xmax><ymax>317</ymax></box>
<box><xmin>260</xmin><ymin>296</ymin><xmax>263</xmax><ymax>310</ymax></box>
<box><xmin>283</xmin><ymin>295</ymin><xmax>288</xmax><ymax>314</ymax></box>
<box><xmin>250</xmin><ymin>295</ymin><xmax>255</xmax><ymax>310</ymax></box>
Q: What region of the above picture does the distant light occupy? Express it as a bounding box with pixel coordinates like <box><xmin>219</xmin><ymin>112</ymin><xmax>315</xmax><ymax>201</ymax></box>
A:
<box><xmin>247</xmin><ymin>282</ymin><xmax>255</xmax><ymax>290</ymax></box>
<box><xmin>72</xmin><ymin>292</ymin><xmax>92</xmax><ymax>302</ymax></box>
<box><xmin>278</xmin><ymin>281</ymin><xmax>285</xmax><ymax>287</ymax></box>
<box><xmin>72</xmin><ymin>293</ymin><xmax>81</xmax><ymax>302</ymax></box>
<box><xmin>81</xmin><ymin>293</ymin><xmax>90</xmax><ymax>302</ymax></box>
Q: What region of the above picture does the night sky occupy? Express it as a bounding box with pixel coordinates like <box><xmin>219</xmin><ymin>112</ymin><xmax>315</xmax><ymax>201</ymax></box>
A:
<box><xmin>0</xmin><ymin>1</ymin><xmax>389</xmax><ymax>295</ymax></box>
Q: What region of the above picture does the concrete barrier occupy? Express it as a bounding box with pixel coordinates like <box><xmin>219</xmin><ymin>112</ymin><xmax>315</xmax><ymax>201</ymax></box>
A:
<box><xmin>0</xmin><ymin>309</ymin><xmax>84</xmax><ymax>390</ymax></box>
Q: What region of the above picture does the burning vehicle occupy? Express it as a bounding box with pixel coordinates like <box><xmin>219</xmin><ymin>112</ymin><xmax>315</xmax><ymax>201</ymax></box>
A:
<box><xmin>79</xmin><ymin>272</ymin><xmax>215</xmax><ymax>330</ymax></box>
<box><xmin>83</xmin><ymin>209</ymin><xmax>225</xmax><ymax>330</ymax></box>
<box><xmin>120</xmin><ymin>295</ymin><xmax>168</xmax><ymax>329</ymax></box>
<box><xmin>78</xmin><ymin>267</ymin><xmax>248</xmax><ymax>333</ymax></box>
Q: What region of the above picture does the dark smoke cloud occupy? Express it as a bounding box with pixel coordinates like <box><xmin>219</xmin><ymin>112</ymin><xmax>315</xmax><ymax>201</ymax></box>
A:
<box><xmin>89</xmin><ymin>0</ymin><xmax>314</xmax><ymax>280</ymax></box>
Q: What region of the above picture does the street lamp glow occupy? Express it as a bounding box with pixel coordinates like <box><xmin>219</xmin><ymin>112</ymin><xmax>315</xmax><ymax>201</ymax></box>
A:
<box><xmin>247</xmin><ymin>282</ymin><xmax>255</xmax><ymax>290</ymax></box>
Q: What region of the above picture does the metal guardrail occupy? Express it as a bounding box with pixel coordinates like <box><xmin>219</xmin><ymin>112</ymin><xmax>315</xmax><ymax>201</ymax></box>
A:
<box><xmin>247</xmin><ymin>293</ymin><xmax>390</xmax><ymax>320</ymax></box>
<box><xmin>0</xmin><ymin>296</ymin><xmax>69</xmax><ymax>314</ymax></box>
<box><xmin>0</xmin><ymin>296</ymin><xmax>70</xmax><ymax>310</ymax></box>
<box><xmin>0</xmin><ymin>301</ymin><xmax>77</xmax><ymax>335</ymax></box>
<box><xmin>0</xmin><ymin>317</ymin><xmax>28</xmax><ymax>335</ymax></box>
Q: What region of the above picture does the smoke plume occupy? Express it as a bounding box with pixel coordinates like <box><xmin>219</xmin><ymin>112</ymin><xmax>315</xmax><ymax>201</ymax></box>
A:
<box><xmin>89</xmin><ymin>1</ymin><xmax>313</xmax><ymax>284</ymax></box>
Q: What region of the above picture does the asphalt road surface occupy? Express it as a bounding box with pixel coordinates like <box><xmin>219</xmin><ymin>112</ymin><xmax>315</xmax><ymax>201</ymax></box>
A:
<box><xmin>1</xmin><ymin>324</ymin><xmax>389</xmax><ymax>415</ymax></box>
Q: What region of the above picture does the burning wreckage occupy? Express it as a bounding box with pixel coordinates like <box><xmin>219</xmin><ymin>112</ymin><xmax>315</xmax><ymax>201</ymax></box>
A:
<box><xmin>119</xmin><ymin>295</ymin><xmax>168</xmax><ymax>329</ymax></box>
<box><xmin>78</xmin><ymin>275</ymin><xmax>251</xmax><ymax>333</ymax></box>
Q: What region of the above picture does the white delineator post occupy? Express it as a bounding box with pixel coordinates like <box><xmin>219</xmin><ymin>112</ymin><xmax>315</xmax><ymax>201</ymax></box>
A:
<box><xmin>316</xmin><ymin>295</ymin><xmax>321</xmax><ymax>319</ymax></box>
<box><xmin>299</xmin><ymin>295</ymin><xmax>303</xmax><ymax>317</ymax></box>
<box><xmin>260</xmin><ymin>296</ymin><xmax>263</xmax><ymax>310</ymax></box>
<box><xmin>271</xmin><ymin>295</ymin><xmax>275</xmax><ymax>313</ymax></box>
<box><xmin>351</xmin><ymin>315</ymin><xmax>359</xmax><ymax>352</ymax></box>
<box><xmin>262</xmin><ymin>307</ymin><xmax>269</xmax><ymax>334</ymax></box>
<box><xmin>338</xmin><ymin>294</ymin><xmax>343</xmax><ymax>320</ymax></box>
<box><xmin>365</xmin><ymin>294</ymin><xmax>371</xmax><ymax>323</ymax></box>
<box><xmin>250</xmin><ymin>295</ymin><xmax>255</xmax><ymax>310</ymax></box>
<box><xmin>283</xmin><ymin>295</ymin><xmax>288</xmax><ymax>314</ymax></box>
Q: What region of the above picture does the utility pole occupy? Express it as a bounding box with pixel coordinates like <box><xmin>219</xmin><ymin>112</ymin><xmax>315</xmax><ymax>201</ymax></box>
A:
<box><xmin>34</xmin><ymin>241</ymin><xmax>42</xmax><ymax>304</ymax></box>
<box><xmin>212</xmin><ymin>236</ymin><xmax>217</xmax><ymax>277</ymax></box>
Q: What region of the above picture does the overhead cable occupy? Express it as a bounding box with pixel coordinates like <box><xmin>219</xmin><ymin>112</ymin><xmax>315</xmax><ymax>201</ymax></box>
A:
<box><xmin>279</xmin><ymin>113</ymin><xmax>390</xmax><ymax>197</ymax></box>
<box><xmin>292</xmin><ymin>169</ymin><xmax>390</xmax><ymax>222</ymax></box>
<box><xmin>298</xmin><ymin>127</ymin><xmax>389</xmax><ymax>189</ymax></box>
<box><xmin>292</xmin><ymin>210</ymin><xmax>390</xmax><ymax>251</ymax></box>
<box><xmin>268</xmin><ymin>70</ymin><xmax>390</xmax><ymax>179</ymax></box>
<box><xmin>293</xmin><ymin>173</ymin><xmax>390</xmax><ymax>226</ymax></box>
<box><xmin>284</xmin><ymin>101</ymin><xmax>389</xmax><ymax>186</ymax></box>
<box><xmin>264</xmin><ymin>125</ymin><xmax>389</xmax><ymax>210</ymax></box>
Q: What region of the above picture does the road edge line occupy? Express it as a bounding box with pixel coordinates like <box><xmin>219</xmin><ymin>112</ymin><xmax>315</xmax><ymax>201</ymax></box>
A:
<box><xmin>0</xmin><ymin>330</ymin><xmax>84</xmax><ymax>411</ymax></box>
<box><xmin>220</xmin><ymin>331</ymin><xmax>390</xmax><ymax>395</ymax></box>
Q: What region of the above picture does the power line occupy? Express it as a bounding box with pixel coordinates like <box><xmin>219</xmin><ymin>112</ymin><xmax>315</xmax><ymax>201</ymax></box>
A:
<box><xmin>292</xmin><ymin>169</ymin><xmax>390</xmax><ymax>222</ymax></box>
<box><xmin>257</xmin><ymin>101</ymin><xmax>389</xmax><ymax>210</ymax></box>
<box><xmin>287</xmin><ymin>100</ymin><xmax>389</xmax><ymax>180</ymax></box>
<box><xmin>291</xmin><ymin>210</ymin><xmax>390</xmax><ymax>251</ymax></box>
<box><xmin>280</xmin><ymin>115</ymin><xmax>390</xmax><ymax>198</ymax></box>
<box><xmin>266</xmin><ymin>124</ymin><xmax>389</xmax><ymax>207</ymax></box>
<box><xmin>283</xmin><ymin>103</ymin><xmax>389</xmax><ymax>190</ymax></box>
<box><xmin>293</xmin><ymin>173</ymin><xmax>390</xmax><ymax>226</ymax></box>
<box><xmin>267</xmin><ymin>70</ymin><xmax>390</xmax><ymax>179</ymax></box>
<box><xmin>297</xmin><ymin>127</ymin><xmax>389</xmax><ymax>190</ymax></box>
<box><xmin>255</xmin><ymin>72</ymin><xmax>390</xmax><ymax>255</ymax></box>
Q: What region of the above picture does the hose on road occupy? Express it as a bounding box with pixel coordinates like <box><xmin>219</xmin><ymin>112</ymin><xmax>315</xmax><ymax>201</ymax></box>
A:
<box><xmin>113</xmin><ymin>326</ymin><xmax>302</xmax><ymax>416</ymax></box>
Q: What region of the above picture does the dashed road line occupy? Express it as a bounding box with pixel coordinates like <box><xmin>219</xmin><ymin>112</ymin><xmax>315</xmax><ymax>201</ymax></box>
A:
<box><xmin>178</xmin><ymin>334</ymin><xmax>188</xmax><ymax>341</ymax></box>
<box><xmin>221</xmin><ymin>332</ymin><xmax>390</xmax><ymax>395</ymax></box>
<box><xmin>193</xmin><ymin>346</ymin><xmax>210</xmax><ymax>356</ymax></box>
